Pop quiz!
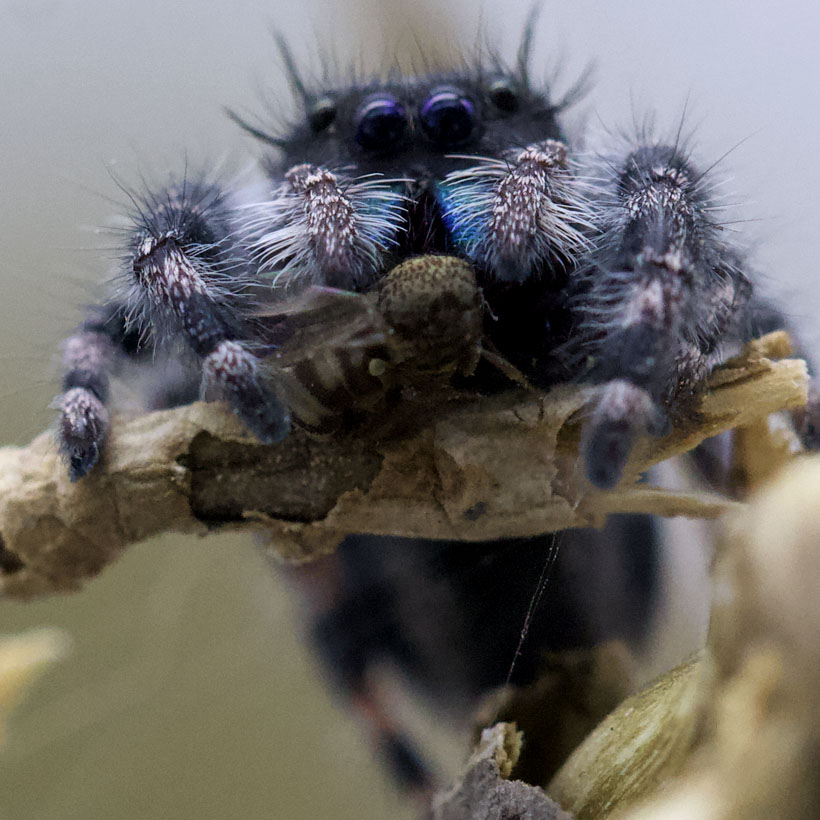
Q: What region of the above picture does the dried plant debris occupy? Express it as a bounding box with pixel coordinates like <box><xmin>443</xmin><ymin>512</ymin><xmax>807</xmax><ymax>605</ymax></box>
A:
<box><xmin>682</xmin><ymin>456</ymin><xmax>820</xmax><ymax>820</ymax></box>
<box><xmin>472</xmin><ymin>642</ymin><xmax>637</xmax><ymax>788</ymax></box>
<box><xmin>0</xmin><ymin>331</ymin><xmax>808</xmax><ymax>598</ymax></box>
<box><xmin>547</xmin><ymin>654</ymin><xmax>705</xmax><ymax>820</ymax></box>
<box><xmin>511</xmin><ymin>455</ymin><xmax>820</xmax><ymax>820</ymax></box>
<box><xmin>0</xmin><ymin>628</ymin><xmax>69</xmax><ymax>749</ymax></box>
<box><xmin>429</xmin><ymin>722</ymin><xmax>574</xmax><ymax>820</ymax></box>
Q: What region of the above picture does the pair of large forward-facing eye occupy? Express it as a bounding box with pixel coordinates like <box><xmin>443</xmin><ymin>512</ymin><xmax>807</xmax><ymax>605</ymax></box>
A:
<box><xmin>354</xmin><ymin>88</ymin><xmax>476</xmax><ymax>152</ymax></box>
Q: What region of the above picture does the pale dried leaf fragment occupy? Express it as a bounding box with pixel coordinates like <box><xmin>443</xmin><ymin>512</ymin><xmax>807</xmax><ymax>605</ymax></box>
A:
<box><xmin>0</xmin><ymin>628</ymin><xmax>69</xmax><ymax>749</ymax></box>
<box><xmin>430</xmin><ymin>722</ymin><xmax>574</xmax><ymax>820</ymax></box>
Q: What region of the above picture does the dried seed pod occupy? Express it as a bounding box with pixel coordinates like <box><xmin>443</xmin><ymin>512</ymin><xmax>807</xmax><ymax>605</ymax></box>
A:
<box><xmin>546</xmin><ymin>654</ymin><xmax>705</xmax><ymax>820</ymax></box>
<box><xmin>544</xmin><ymin>456</ymin><xmax>820</xmax><ymax>820</ymax></box>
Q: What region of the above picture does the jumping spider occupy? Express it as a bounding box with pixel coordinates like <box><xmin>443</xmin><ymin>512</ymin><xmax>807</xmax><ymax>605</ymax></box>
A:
<box><xmin>58</xmin><ymin>22</ymin><xmax>771</xmax><ymax>490</ymax></box>
<box><xmin>54</xmin><ymin>19</ymin><xmax>815</xmax><ymax>797</ymax></box>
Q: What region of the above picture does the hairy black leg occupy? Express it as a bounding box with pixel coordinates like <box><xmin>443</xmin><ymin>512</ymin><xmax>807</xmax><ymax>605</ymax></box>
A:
<box><xmin>286</xmin><ymin>552</ymin><xmax>437</xmax><ymax>795</ymax></box>
<box><xmin>245</xmin><ymin>164</ymin><xmax>405</xmax><ymax>290</ymax></box>
<box><xmin>57</xmin><ymin>302</ymin><xmax>147</xmax><ymax>480</ymax></box>
<box><xmin>125</xmin><ymin>179</ymin><xmax>290</xmax><ymax>444</ymax></box>
<box><xmin>570</xmin><ymin>144</ymin><xmax>751</xmax><ymax>488</ymax></box>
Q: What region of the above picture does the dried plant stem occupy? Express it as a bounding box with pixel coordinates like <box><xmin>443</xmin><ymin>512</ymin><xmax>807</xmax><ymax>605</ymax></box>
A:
<box><xmin>0</xmin><ymin>333</ymin><xmax>807</xmax><ymax>599</ymax></box>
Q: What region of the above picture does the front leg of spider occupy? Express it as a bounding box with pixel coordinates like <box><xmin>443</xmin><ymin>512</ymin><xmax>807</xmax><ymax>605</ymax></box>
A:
<box><xmin>438</xmin><ymin>138</ymin><xmax>594</xmax><ymax>280</ymax></box>
<box><xmin>128</xmin><ymin>185</ymin><xmax>291</xmax><ymax>444</ymax></box>
<box><xmin>576</xmin><ymin>145</ymin><xmax>751</xmax><ymax>488</ymax></box>
<box><xmin>58</xmin><ymin>303</ymin><xmax>131</xmax><ymax>481</ymax></box>
<box><xmin>57</xmin><ymin>182</ymin><xmax>291</xmax><ymax>481</ymax></box>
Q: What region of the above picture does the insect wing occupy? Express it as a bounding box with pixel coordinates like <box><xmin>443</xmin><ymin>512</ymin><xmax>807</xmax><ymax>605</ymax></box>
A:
<box><xmin>256</xmin><ymin>286</ymin><xmax>388</xmax><ymax>360</ymax></box>
<box><xmin>256</xmin><ymin>287</ymin><xmax>392</xmax><ymax>432</ymax></box>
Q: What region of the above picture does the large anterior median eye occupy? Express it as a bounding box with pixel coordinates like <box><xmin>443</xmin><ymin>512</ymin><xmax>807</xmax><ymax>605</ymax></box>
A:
<box><xmin>419</xmin><ymin>87</ymin><xmax>476</xmax><ymax>148</ymax></box>
<box><xmin>354</xmin><ymin>94</ymin><xmax>409</xmax><ymax>152</ymax></box>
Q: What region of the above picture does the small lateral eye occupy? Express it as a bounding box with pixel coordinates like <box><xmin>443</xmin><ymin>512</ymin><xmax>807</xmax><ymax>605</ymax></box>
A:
<box><xmin>419</xmin><ymin>87</ymin><xmax>476</xmax><ymax>148</ymax></box>
<box><xmin>308</xmin><ymin>97</ymin><xmax>337</xmax><ymax>132</ymax></box>
<box><xmin>354</xmin><ymin>94</ymin><xmax>408</xmax><ymax>152</ymax></box>
<box><xmin>488</xmin><ymin>78</ymin><xmax>519</xmax><ymax>112</ymax></box>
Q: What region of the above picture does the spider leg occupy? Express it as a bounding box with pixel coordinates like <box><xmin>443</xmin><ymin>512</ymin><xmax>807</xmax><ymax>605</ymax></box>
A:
<box><xmin>569</xmin><ymin>144</ymin><xmax>751</xmax><ymax>488</ymax></box>
<box><xmin>123</xmin><ymin>179</ymin><xmax>290</xmax><ymax>443</ymax></box>
<box><xmin>57</xmin><ymin>302</ymin><xmax>149</xmax><ymax>481</ymax></box>
<box><xmin>58</xmin><ymin>178</ymin><xmax>291</xmax><ymax>480</ymax></box>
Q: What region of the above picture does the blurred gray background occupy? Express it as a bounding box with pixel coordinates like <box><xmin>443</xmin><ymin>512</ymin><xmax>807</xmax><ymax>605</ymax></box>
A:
<box><xmin>1</xmin><ymin>1</ymin><xmax>819</xmax><ymax>818</ymax></box>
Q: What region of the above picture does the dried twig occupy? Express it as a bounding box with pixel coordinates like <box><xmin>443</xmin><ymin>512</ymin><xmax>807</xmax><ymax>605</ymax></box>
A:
<box><xmin>0</xmin><ymin>333</ymin><xmax>807</xmax><ymax>598</ymax></box>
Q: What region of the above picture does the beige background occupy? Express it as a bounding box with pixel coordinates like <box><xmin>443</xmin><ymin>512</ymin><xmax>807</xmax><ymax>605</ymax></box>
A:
<box><xmin>2</xmin><ymin>1</ymin><xmax>819</xmax><ymax>818</ymax></box>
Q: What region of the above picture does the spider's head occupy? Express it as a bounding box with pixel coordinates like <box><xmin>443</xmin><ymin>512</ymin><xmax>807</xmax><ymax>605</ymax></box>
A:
<box><xmin>228</xmin><ymin>21</ymin><xmax>572</xmax><ymax>186</ymax></box>
<box><xmin>271</xmin><ymin>71</ymin><xmax>564</xmax><ymax>184</ymax></box>
<box><xmin>231</xmin><ymin>25</ymin><xmax>590</xmax><ymax>283</ymax></box>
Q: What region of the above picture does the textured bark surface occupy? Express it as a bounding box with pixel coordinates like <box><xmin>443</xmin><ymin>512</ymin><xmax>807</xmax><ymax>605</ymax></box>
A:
<box><xmin>0</xmin><ymin>332</ymin><xmax>807</xmax><ymax>598</ymax></box>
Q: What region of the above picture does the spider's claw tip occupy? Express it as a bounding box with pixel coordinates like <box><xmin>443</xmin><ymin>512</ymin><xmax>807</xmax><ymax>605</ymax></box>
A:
<box><xmin>584</xmin><ymin>420</ymin><xmax>633</xmax><ymax>489</ymax></box>
<box><xmin>67</xmin><ymin>445</ymin><xmax>101</xmax><ymax>482</ymax></box>
<box><xmin>57</xmin><ymin>387</ymin><xmax>108</xmax><ymax>481</ymax></box>
<box><xmin>259</xmin><ymin>412</ymin><xmax>292</xmax><ymax>444</ymax></box>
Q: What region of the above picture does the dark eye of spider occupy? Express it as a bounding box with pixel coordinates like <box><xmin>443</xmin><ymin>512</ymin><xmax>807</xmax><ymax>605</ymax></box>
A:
<box><xmin>354</xmin><ymin>94</ymin><xmax>408</xmax><ymax>151</ymax></box>
<box><xmin>488</xmin><ymin>78</ymin><xmax>519</xmax><ymax>112</ymax></box>
<box><xmin>418</xmin><ymin>87</ymin><xmax>476</xmax><ymax>148</ymax></box>
<box><xmin>308</xmin><ymin>97</ymin><xmax>336</xmax><ymax>132</ymax></box>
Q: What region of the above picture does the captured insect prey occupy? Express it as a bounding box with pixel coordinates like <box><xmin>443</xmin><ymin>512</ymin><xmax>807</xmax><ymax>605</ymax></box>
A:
<box><xmin>50</xmin><ymin>7</ymin><xmax>818</xmax><ymax>810</ymax></box>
